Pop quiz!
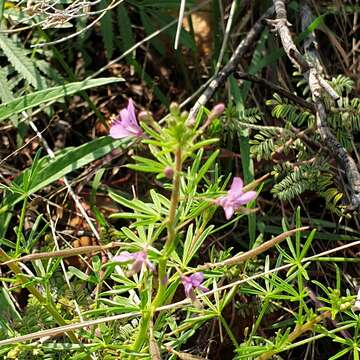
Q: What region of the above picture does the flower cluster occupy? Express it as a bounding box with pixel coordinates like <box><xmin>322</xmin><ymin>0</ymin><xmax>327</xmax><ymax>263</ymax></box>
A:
<box><xmin>109</xmin><ymin>100</ymin><xmax>257</xmax><ymax>304</ymax></box>
<box><xmin>213</xmin><ymin>177</ymin><xmax>257</xmax><ymax>219</ymax></box>
<box><xmin>113</xmin><ymin>250</ymin><xmax>154</xmax><ymax>273</ymax></box>
<box><xmin>181</xmin><ymin>272</ymin><xmax>208</xmax><ymax>301</ymax></box>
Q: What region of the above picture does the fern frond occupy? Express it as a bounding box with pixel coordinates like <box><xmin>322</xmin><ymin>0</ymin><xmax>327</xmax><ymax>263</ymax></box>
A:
<box><xmin>0</xmin><ymin>35</ymin><xmax>46</xmax><ymax>89</ymax></box>
<box><xmin>238</xmin><ymin>107</ymin><xmax>263</xmax><ymax>124</ymax></box>
<box><xmin>250</xmin><ymin>128</ymin><xmax>285</xmax><ymax>161</ymax></box>
<box><xmin>272</xmin><ymin>163</ymin><xmax>333</xmax><ymax>202</ymax></box>
<box><xmin>0</xmin><ymin>68</ymin><xmax>14</xmax><ymax>103</ymax></box>
<box><xmin>0</xmin><ymin>67</ymin><xmax>19</xmax><ymax>127</ymax></box>
<box><xmin>329</xmin><ymin>74</ymin><xmax>354</xmax><ymax>95</ymax></box>
<box><xmin>272</xmin><ymin>172</ymin><xmax>314</xmax><ymax>201</ymax></box>
<box><xmin>221</xmin><ymin>107</ymin><xmax>264</xmax><ymax>143</ymax></box>
<box><xmin>332</xmin><ymin>97</ymin><xmax>360</xmax><ymax>132</ymax></box>
<box><xmin>268</xmin><ymin>94</ymin><xmax>315</xmax><ymax>127</ymax></box>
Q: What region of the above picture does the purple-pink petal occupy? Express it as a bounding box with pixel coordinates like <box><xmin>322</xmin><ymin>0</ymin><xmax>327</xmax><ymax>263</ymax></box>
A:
<box><xmin>198</xmin><ymin>285</ymin><xmax>209</xmax><ymax>293</ymax></box>
<box><xmin>145</xmin><ymin>259</ymin><xmax>156</xmax><ymax>272</ymax></box>
<box><xmin>184</xmin><ymin>282</ymin><xmax>193</xmax><ymax>297</ymax></box>
<box><xmin>214</xmin><ymin>176</ymin><xmax>257</xmax><ymax>220</ymax></box>
<box><xmin>119</xmin><ymin>107</ymin><xmax>133</xmax><ymax>128</ymax></box>
<box><xmin>109</xmin><ymin>98</ymin><xmax>143</xmax><ymax>139</ymax></box>
<box><xmin>190</xmin><ymin>272</ymin><xmax>204</xmax><ymax>286</ymax></box>
<box><xmin>109</xmin><ymin>124</ymin><xmax>134</xmax><ymax>139</ymax></box>
<box><xmin>113</xmin><ymin>251</ymin><xmax>136</xmax><ymax>263</ymax></box>
<box><xmin>161</xmin><ymin>274</ymin><xmax>169</xmax><ymax>286</ymax></box>
<box><xmin>229</xmin><ymin>177</ymin><xmax>244</xmax><ymax>196</ymax></box>
<box><xmin>181</xmin><ymin>272</ymin><xmax>208</xmax><ymax>301</ymax></box>
<box><xmin>131</xmin><ymin>258</ymin><xmax>144</xmax><ymax>273</ymax></box>
<box><xmin>187</xmin><ymin>288</ymin><xmax>197</xmax><ymax>302</ymax></box>
<box><xmin>113</xmin><ymin>250</ymin><xmax>155</xmax><ymax>274</ymax></box>
<box><xmin>224</xmin><ymin>205</ymin><xmax>235</xmax><ymax>220</ymax></box>
<box><xmin>126</xmin><ymin>98</ymin><xmax>137</xmax><ymax>125</ymax></box>
<box><xmin>237</xmin><ymin>191</ymin><xmax>257</xmax><ymax>205</ymax></box>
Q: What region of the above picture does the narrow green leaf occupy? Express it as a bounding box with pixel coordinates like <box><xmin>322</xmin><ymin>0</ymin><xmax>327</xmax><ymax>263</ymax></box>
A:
<box><xmin>0</xmin><ymin>67</ymin><xmax>18</xmax><ymax>126</ymax></box>
<box><xmin>0</xmin><ymin>0</ymin><xmax>5</xmax><ymax>27</ymax></box>
<box><xmin>0</xmin><ymin>77</ymin><xmax>123</xmax><ymax>122</ymax></box>
<box><xmin>0</xmin><ymin>137</ymin><xmax>128</xmax><ymax>213</ymax></box>
<box><xmin>98</xmin><ymin>0</ymin><xmax>114</xmax><ymax>59</ymax></box>
<box><xmin>68</xmin><ymin>266</ymin><xmax>89</xmax><ymax>281</ymax></box>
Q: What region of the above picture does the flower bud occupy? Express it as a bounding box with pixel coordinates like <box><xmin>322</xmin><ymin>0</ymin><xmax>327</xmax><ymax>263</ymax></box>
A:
<box><xmin>138</xmin><ymin>110</ymin><xmax>154</xmax><ymax>123</ymax></box>
<box><xmin>210</xmin><ymin>103</ymin><xmax>225</xmax><ymax>118</ymax></box>
<box><xmin>180</xmin><ymin>110</ymin><xmax>189</xmax><ymax>120</ymax></box>
<box><xmin>169</xmin><ymin>102</ymin><xmax>180</xmax><ymax>115</ymax></box>
<box><xmin>164</xmin><ymin>166</ymin><xmax>174</xmax><ymax>179</ymax></box>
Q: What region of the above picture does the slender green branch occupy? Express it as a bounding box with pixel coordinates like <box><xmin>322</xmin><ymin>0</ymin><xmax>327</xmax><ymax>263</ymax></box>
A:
<box><xmin>131</xmin><ymin>310</ymin><xmax>151</xmax><ymax>352</ymax></box>
<box><xmin>132</xmin><ymin>146</ymin><xmax>183</xmax><ymax>353</ymax></box>
<box><xmin>164</xmin><ymin>146</ymin><xmax>182</xmax><ymax>254</ymax></box>
<box><xmin>15</xmin><ymin>197</ymin><xmax>28</xmax><ymax>255</ymax></box>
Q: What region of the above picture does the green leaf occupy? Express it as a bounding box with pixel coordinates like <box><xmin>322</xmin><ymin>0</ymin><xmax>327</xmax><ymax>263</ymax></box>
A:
<box><xmin>117</xmin><ymin>3</ymin><xmax>135</xmax><ymax>62</ymax></box>
<box><xmin>0</xmin><ymin>77</ymin><xmax>123</xmax><ymax>122</ymax></box>
<box><xmin>0</xmin><ymin>34</ymin><xmax>46</xmax><ymax>89</ymax></box>
<box><xmin>98</xmin><ymin>0</ymin><xmax>114</xmax><ymax>59</ymax></box>
<box><xmin>0</xmin><ymin>137</ymin><xmax>129</xmax><ymax>214</ymax></box>
<box><xmin>182</xmin><ymin>225</ymin><xmax>214</xmax><ymax>266</ymax></box>
<box><xmin>0</xmin><ymin>67</ymin><xmax>14</xmax><ymax>103</ymax></box>
<box><xmin>140</xmin><ymin>10</ymin><xmax>166</xmax><ymax>55</ymax></box>
<box><xmin>0</xmin><ymin>67</ymin><xmax>18</xmax><ymax>126</ymax></box>
<box><xmin>68</xmin><ymin>266</ymin><xmax>89</xmax><ymax>281</ymax></box>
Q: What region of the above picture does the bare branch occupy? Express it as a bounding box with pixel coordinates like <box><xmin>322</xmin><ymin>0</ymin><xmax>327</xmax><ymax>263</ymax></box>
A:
<box><xmin>0</xmin><ymin>242</ymin><xmax>124</xmax><ymax>266</ymax></box>
<box><xmin>187</xmin><ymin>6</ymin><xmax>274</xmax><ymax>122</ymax></box>
<box><xmin>234</xmin><ymin>71</ymin><xmax>315</xmax><ymax>111</ymax></box>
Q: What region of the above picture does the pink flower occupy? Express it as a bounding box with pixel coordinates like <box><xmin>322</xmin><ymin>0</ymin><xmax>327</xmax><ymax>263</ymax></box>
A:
<box><xmin>113</xmin><ymin>250</ymin><xmax>155</xmax><ymax>273</ymax></box>
<box><xmin>213</xmin><ymin>177</ymin><xmax>257</xmax><ymax>220</ymax></box>
<box><xmin>109</xmin><ymin>98</ymin><xmax>143</xmax><ymax>139</ymax></box>
<box><xmin>181</xmin><ymin>272</ymin><xmax>208</xmax><ymax>301</ymax></box>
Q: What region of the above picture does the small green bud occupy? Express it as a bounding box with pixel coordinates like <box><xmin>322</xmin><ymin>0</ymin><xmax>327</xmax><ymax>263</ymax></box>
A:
<box><xmin>169</xmin><ymin>102</ymin><xmax>180</xmax><ymax>115</ymax></box>
<box><xmin>180</xmin><ymin>111</ymin><xmax>189</xmax><ymax>120</ymax></box>
<box><xmin>138</xmin><ymin>110</ymin><xmax>154</xmax><ymax>123</ymax></box>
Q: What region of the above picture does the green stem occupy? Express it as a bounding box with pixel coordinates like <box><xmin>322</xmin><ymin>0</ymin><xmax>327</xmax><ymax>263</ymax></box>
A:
<box><xmin>131</xmin><ymin>310</ymin><xmax>151</xmax><ymax>353</ymax></box>
<box><xmin>132</xmin><ymin>146</ymin><xmax>183</xmax><ymax>353</ymax></box>
<box><xmin>220</xmin><ymin>315</ymin><xmax>239</xmax><ymax>348</ymax></box>
<box><xmin>247</xmin><ymin>298</ymin><xmax>269</xmax><ymax>343</ymax></box>
<box><xmin>164</xmin><ymin>146</ymin><xmax>182</xmax><ymax>255</ymax></box>
<box><xmin>152</xmin><ymin>146</ymin><xmax>183</xmax><ymax>310</ymax></box>
<box><xmin>15</xmin><ymin>196</ymin><xmax>28</xmax><ymax>255</ymax></box>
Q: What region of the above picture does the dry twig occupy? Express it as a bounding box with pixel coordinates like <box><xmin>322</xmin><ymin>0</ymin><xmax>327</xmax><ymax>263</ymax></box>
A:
<box><xmin>270</xmin><ymin>0</ymin><xmax>360</xmax><ymax>208</ymax></box>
